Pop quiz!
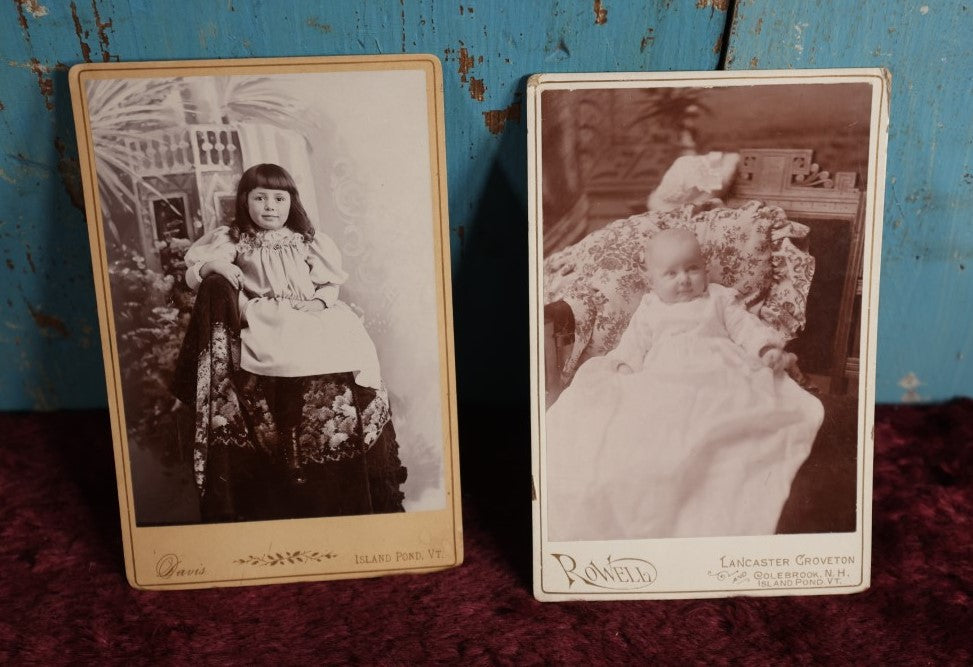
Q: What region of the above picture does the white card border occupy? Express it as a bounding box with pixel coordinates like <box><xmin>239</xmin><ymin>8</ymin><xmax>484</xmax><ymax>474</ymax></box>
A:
<box><xmin>528</xmin><ymin>68</ymin><xmax>888</xmax><ymax>601</ymax></box>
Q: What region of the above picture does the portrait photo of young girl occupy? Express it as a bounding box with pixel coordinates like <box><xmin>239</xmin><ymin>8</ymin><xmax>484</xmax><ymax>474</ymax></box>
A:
<box><xmin>172</xmin><ymin>161</ymin><xmax>398</xmax><ymax>522</ymax></box>
<box><xmin>82</xmin><ymin>64</ymin><xmax>453</xmax><ymax>528</ymax></box>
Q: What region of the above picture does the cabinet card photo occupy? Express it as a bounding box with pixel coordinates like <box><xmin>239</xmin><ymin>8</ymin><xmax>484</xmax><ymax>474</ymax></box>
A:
<box><xmin>528</xmin><ymin>69</ymin><xmax>888</xmax><ymax>600</ymax></box>
<box><xmin>70</xmin><ymin>55</ymin><xmax>461</xmax><ymax>590</ymax></box>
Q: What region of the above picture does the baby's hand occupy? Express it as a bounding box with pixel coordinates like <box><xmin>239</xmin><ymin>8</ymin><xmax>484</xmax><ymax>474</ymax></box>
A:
<box><xmin>203</xmin><ymin>260</ymin><xmax>243</xmax><ymax>289</ymax></box>
<box><xmin>292</xmin><ymin>299</ymin><xmax>327</xmax><ymax>312</ymax></box>
<box><xmin>760</xmin><ymin>347</ymin><xmax>796</xmax><ymax>373</ymax></box>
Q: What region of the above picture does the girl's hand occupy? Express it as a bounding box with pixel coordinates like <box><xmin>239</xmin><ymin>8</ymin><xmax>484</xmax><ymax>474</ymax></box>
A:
<box><xmin>202</xmin><ymin>261</ymin><xmax>243</xmax><ymax>289</ymax></box>
<box><xmin>292</xmin><ymin>299</ymin><xmax>327</xmax><ymax>312</ymax></box>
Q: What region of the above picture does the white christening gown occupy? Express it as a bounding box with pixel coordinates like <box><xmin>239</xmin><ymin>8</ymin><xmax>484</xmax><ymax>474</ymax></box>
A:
<box><xmin>545</xmin><ymin>283</ymin><xmax>823</xmax><ymax>541</ymax></box>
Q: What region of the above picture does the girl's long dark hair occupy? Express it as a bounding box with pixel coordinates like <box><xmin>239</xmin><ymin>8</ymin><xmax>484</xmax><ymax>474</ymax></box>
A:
<box><xmin>232</xmin><ymin>163</ymin><xmax>314</xmax><ymax>241</ymax></box>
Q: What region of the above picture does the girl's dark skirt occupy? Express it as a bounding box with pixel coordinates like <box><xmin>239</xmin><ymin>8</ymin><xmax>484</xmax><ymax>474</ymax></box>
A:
<box><xmin>172</xmin><ymin>274</ymin><xmax>407</xmax><ymax>523</ymax></box>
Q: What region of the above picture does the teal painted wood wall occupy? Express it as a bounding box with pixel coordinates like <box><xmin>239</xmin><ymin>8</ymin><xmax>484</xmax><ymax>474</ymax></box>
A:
<box><xmin>0</xmin><ymin>0</ymin><xmax>969</xmax><ymax>408</ymax></box>
<box><xmin>726</xmin><ymin>0</ymin><xmax>973</xmax><ymax>402</ymax></box>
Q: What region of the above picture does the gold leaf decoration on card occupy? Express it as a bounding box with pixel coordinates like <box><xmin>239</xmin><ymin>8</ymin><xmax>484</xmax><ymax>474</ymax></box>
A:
<box><xmin>234</xmin><ymin>550</ymin><xmax>336</xmax><ymax>566</ymax></box>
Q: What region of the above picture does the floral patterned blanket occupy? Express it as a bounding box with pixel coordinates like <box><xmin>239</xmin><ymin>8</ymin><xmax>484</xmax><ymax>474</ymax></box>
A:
<box><xmin>544</xmin><ymin>201</ymin><xmax>814</xmax><ymax>385</ymax></box>
<box><xmin>171</xmin><ymin>274</ymin><xmax>406</xmax><ymax>522</ymax></box>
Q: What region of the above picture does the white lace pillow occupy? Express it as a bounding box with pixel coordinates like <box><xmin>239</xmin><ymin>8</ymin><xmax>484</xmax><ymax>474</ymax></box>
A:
<box><xmin>647</xmin><ymin>152</ymin><xmax>740</xmax><ymax>212</ymax></box>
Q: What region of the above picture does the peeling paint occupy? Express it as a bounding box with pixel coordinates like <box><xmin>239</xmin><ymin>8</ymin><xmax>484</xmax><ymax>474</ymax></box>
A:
<box><xmin>26</xmin><ymin>304</ymin><xmax>69</xmax><ymax>338</ymax></box>
<box><xmin>28</xmin><ymin>59</ymin><xmax>54</xmax><ymax>111</ymax></box>
<box><xmin>69</xmin><ymin>2</ymin><xmax>93</xmax><ymax>63</ymax></box>
<box><xmin>712</xmin><ymin>33</ymin><xmax>723</xmax><ymax>54</ymax></box>
<box><xmin>400</xmin><ymin>4</ymin><xmax>406</xmax><ymax>53</ymax></box>
<box><xmin>458</xmin><ymin>46</ymin><xmax>474</xmax><ymax>82</ymax></box>
<box><xmin>14</xmin><ymin>0</ymin><xmax>31</xmax><ymax>37</ymax></box>
<box><xmin>468</xmin><ymin>77</ymin><xmax>485</xmax><ymax>101</ymax></box>
<box><xmin>482</xmin><ymin>102</ymin><xmax>521</xmax><ymax>135</ymax></box>
<box><xmin>445</xmin><ymin>45</ymin><xmax>487</xmax><ymax>101</ymax></box>
<box><xmin>6</xmin><ymin>60</ymin><xmax>69</xmax><ymax>72</ymax></box>
<box><xmin>0</xmin><ymin>169</ymin><xmax>15</xmax><ymax>185</ymax></box>
<box><xmin>754</xmin><ymin>17</ymin><xmax>762</xmax><ymax>35</ymax></box>
<box><xmin>749</xmin><ymin>56</ymin><xmax>759</xmax><ymax>68</ymax></box>
<box><xmin>17</xmin><ymin>0</ymin><xmax>49</xmax><ymax>17</ymax></box>
<box><xmin>696</xmin><ymin>0</ymin><xmax>729</xmax><ymax>9</ymax></box>
<box><xmin>91</xmin><ymin>0</ymin><xmax>114</xmax><ymax>62</ymax></box>
<box><xmin>899</xmin><ymin>372</ymin><xmax>923</xmax><ymax>403</ymax></box>
<box><xmin>593</xmin><ymin>0</ymin><xmax>607</xmax><ymax>25</ymax></box>
<box><xmin>306</xmin><ymin>17</ymin><xmax>332</xmax><ymax>33</ymax></box>
<box><xmin>793</xmin><ymin>22</ymin><xmax>810</xmax><ymax>55</ymax></box>
<box><xmin>640</xmin><ymin>28</ymin><xmax>654</xmax><ymax>53</ymax></box>
<box><xmin>54</xmin><ymin>138</ymin><xmax>85</xmax><ymax>211</ymax></box>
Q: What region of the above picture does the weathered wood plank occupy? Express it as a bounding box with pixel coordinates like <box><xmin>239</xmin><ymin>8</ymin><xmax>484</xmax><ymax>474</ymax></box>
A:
<box><xmin>0</xmin><ymin>1</ymin><xmax>727</xmax><ymax>409</ymax></box>
<box><xmin>727</xmin><ymin>0</ymin><xmax>973</xmax><ymax>402</ymax></box>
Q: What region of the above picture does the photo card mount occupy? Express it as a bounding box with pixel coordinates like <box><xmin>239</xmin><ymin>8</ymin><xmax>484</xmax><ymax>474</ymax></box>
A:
<box><xmin>528</xmin><ymin>69</ymin><xmax>888</xmax><ymax>600</ymax></box>
<box><xmin>70</xmin><ymin>54</ymin><xmax>461</xmax><ymax>590</ymax></box>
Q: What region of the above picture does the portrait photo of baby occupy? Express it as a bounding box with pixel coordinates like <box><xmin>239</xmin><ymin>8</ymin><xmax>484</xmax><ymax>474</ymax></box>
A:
<box><xmin>530</xmin><ymin>70</ymin><xmax>886</xmax><ymax>599</ymax></box>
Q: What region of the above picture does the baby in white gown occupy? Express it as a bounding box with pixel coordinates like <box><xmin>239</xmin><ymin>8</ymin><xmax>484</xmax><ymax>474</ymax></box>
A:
<box><xmin>546</xmin><ymin>229</ymin><xmax>823</xmax><ymax>541</ymax></box>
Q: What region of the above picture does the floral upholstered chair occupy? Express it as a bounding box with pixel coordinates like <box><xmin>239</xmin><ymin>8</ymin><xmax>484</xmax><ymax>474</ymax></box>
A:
<box><xmin>543</xmin><ymin>152</ymin><xmax>817</xmax><ymax>403</ymax></box>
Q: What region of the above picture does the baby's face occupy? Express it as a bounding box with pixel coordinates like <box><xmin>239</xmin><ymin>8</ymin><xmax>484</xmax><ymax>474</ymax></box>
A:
<box><xmin>647</xmin><ymin>234</ymin><xmax>708</xmax><ymax>304</ymax></box>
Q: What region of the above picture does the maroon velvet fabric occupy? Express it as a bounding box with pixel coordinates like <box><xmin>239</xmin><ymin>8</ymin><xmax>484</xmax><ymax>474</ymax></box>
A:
<box><xmin>0</xmin><ymin>401</ymin><xmax>970</xmax><ymax>662</ymax></box>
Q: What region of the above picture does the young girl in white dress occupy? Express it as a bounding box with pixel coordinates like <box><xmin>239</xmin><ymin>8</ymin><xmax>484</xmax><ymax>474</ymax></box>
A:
<box><xmin>182</xmin><ymin>163</ymin><xmax>386</xmax><ymax>493</ymax></box>
<box><xmin>546</xmin><ymin>228</ymin><xmax>824</xmax><ymax>541</ymax></box>
<box><xmin>185</xmin><ymin>163</ymin><xmax>381</xmax><ymax>389</ymax></box>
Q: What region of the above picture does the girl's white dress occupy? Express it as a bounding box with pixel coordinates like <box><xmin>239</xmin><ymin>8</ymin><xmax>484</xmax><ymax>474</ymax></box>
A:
<box><xmin>546</xmin><ymin>283</ymin><xmax>823</xmax><ymax>541</ymax></box>
<box><xmin>184</xmin><ymin>225</ymin><xmax>382</xmax><ymax>389</ymax></box>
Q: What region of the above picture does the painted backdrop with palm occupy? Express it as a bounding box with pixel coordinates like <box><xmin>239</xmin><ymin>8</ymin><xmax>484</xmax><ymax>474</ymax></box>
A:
<box><xmin>86</xmin><ymin>72</ymin><xmax>447</xmax><ymax>522</ymax></box>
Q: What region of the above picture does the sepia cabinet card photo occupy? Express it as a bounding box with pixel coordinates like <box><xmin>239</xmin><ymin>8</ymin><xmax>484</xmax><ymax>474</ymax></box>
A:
<box><xmin>69</xmin><ymin>54</ymin><xmax>461</xmax><ymax>590</ymax></box>
<box><xmin>528</xmin><ymin>69</ymin><xmax>888</xmax><ymax>600</ymax></box>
